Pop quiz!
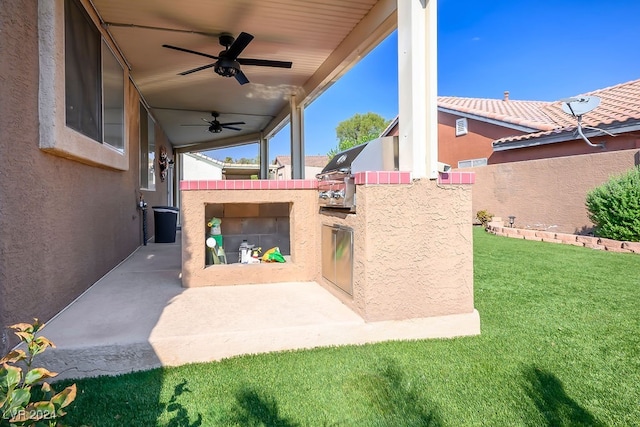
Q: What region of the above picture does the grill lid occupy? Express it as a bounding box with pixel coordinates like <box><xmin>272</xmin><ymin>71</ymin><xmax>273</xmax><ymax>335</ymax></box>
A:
<box><xmin>318</xmin><ymin>136</ymin><xmax>399</xmax><ymax>177</ymax></box>
<box><xmin>318</xmin><ymin>142</ymin><xmax>369</xmax><ymax>175</ymax></box>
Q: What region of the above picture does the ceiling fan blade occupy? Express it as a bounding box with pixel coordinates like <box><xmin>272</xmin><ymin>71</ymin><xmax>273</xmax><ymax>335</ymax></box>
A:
<box><xmin>179</xmin><ymin>63</ymin><xmax>216</xmax><ymax>75</ymax></box>
<box><xmin>226</xmin><ymin>32</ymin><xmax>254</xmax><ymax>60</ymax></box>
<box><xmin>237</xmin><ymin>58</ymin><xmax>292</xmax><ymax>68</ymax></box>
<box><xmin>222</xmin><ymin>126</ymin><xmax>243</xmax><ymax>131</ymax></box>
<box><xmin>181</xmin><ymin>124</ymin><xmax>209</xmax><ymax>127</ymax></box>
<box><xmin>201</xmin><ymin>118</ymin><xmax>213</xmax><ymax>123</ymax></box>
<box><xmin>162</xmin><ymin>44</ymin><xmax>219</xmax><ymax>60</ymax></box>
<box><xmin>219</xmin><ymin>121</ymin><xmax>245</xmax><ymax>126</ymax></box>
<box><xmin>234</xmin><ymin>70</ymin><xmax>250</xmax><ymax>85</ymax></box>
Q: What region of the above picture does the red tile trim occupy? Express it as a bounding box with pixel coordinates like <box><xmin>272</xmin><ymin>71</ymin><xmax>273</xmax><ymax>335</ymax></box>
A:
<box><xmin>353</xmin><ymin>171</ymin><xmax>412</xmax><ymax>185</ymax></box>
<box><xmin>179</xmin><ymin>180</ymin><xmax>318</xmax><ymax>190</ymax></box>
<box><xmin>437</xmin><ymin>172</ymin><xmax>475</xmax><ymax>185</ymax></box>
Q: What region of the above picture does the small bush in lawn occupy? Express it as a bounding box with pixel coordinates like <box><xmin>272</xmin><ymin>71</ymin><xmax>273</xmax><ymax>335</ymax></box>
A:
<box><xmin>476</xmin><ymin>210</ymin><xmax>493</xmax><ymax>228</ymax></box>
<box><xmin>586</xmin><ymin>166</ymin><xmax>640</xmax><ymax>242</ymax></box>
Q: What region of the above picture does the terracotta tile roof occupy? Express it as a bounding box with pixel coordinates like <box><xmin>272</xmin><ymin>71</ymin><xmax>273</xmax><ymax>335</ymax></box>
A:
<box><xmin>438</xmin><ymin>96</ymin><xmax>557</xmax><ymax>131</ymax></box>
<box><xmin>274</xmin><ymin>155</ymin><xmax>330</xmax><ymax>168</ymax></box>
<box><xmin>492</xmin><ymin>78</ymin><xmax>640</xmax><ymax>146</ymax></box>
<box><xmin>438</xmin><ymin>79</ymin><xmax>640</xmax><ymax>147</ymax></box>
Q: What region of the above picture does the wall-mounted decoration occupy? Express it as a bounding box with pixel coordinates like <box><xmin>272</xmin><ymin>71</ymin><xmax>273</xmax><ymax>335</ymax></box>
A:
<box><xmin>158</xmin><ymin>145</ymin><xmax>174</xmax><ymax>182</ymax></box>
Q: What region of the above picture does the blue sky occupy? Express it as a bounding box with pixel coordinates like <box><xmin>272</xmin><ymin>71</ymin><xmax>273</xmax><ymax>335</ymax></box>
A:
<box><xmin>209</xmin><ymin>0</ymin><xmax>640</xmax><ymax>162</ymax></box>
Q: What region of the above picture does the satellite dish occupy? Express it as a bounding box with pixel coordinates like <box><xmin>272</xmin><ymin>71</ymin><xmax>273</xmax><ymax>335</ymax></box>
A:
<box><xmin>561</xmin><ymin>96</ymin><xmax>601</xmax><ymax>117</ymax></box>
<box><xmin>559</xmin><ymin>95</ymin><xmax>606</xmax><ymax>149</ymax></box>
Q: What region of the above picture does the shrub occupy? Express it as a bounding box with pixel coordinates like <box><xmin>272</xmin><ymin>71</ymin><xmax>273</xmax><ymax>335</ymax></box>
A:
<box><xmin>476</xmin><ymin>210</ymin><xmax>494</xmax><ymax>228</ymax></box>
<box><xmin>0</xmin><ymin>319</ymin><xmax>76</xmax><ymax>426</ymax></box>
<box><xmin>586</xmin><ymin>166</ymin><xmax>640</xmax><ymax>242</ymax></box>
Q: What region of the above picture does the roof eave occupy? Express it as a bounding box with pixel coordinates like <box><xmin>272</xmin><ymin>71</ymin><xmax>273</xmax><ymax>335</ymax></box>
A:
<box><xmin>492</xmin><ymin>120</ymin><xmax>640</xmax><ymax>152</ymax></box>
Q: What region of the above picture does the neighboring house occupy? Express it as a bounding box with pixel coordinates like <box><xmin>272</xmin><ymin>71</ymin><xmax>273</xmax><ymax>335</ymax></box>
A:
<box><xmin>181</xmin><ymin>153</ymin><xmax>224</xmax><ymax>181</ymax></box>
<box><xmin>440</xmin><ymin>79</ymin><xmax>640</xmax><ymax>166</ymax></box>
<box><xmin>222</xmin><ymin>163</ymin><xmax>280</xmax><ymax>180</ymax></box>
<box><xmin>460</xmin><ymin>79</ymin><xmax>640</xmax><ymax>233</ymax></box>
<box><xmin>383</xmin><ymin>79</ymin><xmax>640</xmax><ymax>168</ymax></box>
<box><xmin>181</xmin><ymin>153</ymin><xmax>284</xmax><ymax>180</ymax></box>
<box><xmin>383</xmin><ymin>79</ymin><xmax>640</xmax><ymax>233</ymax></box>
<box><xmin>272</xmin><ymin>155</ymin><xmax>330</xmax><ymax>180</ymax></box>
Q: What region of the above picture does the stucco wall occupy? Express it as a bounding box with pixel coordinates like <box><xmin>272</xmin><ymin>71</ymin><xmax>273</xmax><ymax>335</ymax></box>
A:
<box><xmin>317</xmin><ymin>180</ymin><xmax>475</xmax><ymax>321</ymax></box>
<box><xmin>0</xmin><ymin>1</ymin><xmax>168</xmax><ymax>349</ymax></box>
<box><xmin>471</xmin><ymin>149</ymin><xmax>640</xmax><ymax>233</ymax></box>
<box><xmin>181</xmin><ymin>189</ymin><xmax>320</xmax><ymax>287</ymax></box>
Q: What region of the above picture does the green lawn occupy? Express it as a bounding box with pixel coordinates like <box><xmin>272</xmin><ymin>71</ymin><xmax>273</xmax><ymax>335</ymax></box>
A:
<box><xmin>59</xmin><ymin>228</ymin><xmax>640</xmax><ymax>426</ymax></box>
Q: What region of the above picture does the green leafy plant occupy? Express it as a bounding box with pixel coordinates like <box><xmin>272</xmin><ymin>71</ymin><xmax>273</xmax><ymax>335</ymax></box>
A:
<box><xmin>327</xmin><ymin>112</ymin><xmax>390</xmax><ymax>158</ymax></box>
<box><xmin>586</xmin><ymin>166</ymin><xmax>640</xmax><ymax>242</ymax></box>
<box><xmin>476</xmin><ymin>209</ymin><xmax>494</xmax><ymax>228</ymax></box>
<box><xmin>0</xmin><ymin>319</ymin><xmax>76</xmax><ymax>427</ymax></box>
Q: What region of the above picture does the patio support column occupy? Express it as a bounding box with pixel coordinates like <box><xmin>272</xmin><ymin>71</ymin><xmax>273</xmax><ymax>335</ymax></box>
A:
<box><xmin>397</xmin><ymin>0</ymin><xmax>438</xmax><ymax>179</ymax></box>
<box><xmin>259</xmin><ymin>133</ymin><xmax>269</xmax><ymax>179</ymax></box>
<box><xmin>289</xmin><ymin>94</ymin><xmax>305</xmax><ymax>179</ymax></box>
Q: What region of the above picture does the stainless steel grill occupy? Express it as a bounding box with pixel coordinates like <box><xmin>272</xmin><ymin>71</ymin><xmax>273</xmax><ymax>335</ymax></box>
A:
<box><xmin>316</xmin><ymin>136</ymin><xmax>398</xmax><ymax>211</ymax></box>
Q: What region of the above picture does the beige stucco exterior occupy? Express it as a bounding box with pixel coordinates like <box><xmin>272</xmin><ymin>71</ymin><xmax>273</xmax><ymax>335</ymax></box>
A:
<box><xmin>317</xmin><ymin>180</ymin><xmax>474</xmax><ymax>321</ymax></box>
<box><xmin>470</xmin><ymin>149</ymin><xmax>639</xmax><ymax>233</ymax></box>
<box><xmin>0</xmin><ymin>0</ymin><xmax>170</xmax><ymax>350</ymax></box>
<box><xmin>181</xmin><ymin>179</ymin><xmax>475</xmax><ymax>323</ymax></box>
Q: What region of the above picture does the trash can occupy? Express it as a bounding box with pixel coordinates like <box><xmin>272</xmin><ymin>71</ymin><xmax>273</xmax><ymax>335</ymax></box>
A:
<box><xmin>152</xmin><ymin>206</ymin><xmax>179</xmax><ymax>243</ymax></box>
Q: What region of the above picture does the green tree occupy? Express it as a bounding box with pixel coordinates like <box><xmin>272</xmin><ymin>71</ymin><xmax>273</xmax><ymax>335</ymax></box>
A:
<box><xmin>327</xmin><ymin>112</ymin><xmax>390</xmax><ymax>158</ymax></box>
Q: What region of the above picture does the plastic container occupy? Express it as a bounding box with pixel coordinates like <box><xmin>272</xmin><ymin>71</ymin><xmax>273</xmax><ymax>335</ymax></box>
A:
<box><xmin>238</xmin><ymin>240</ymin><xmax>254</xmax><ymax>264</ymax></box>
<box><xmin>152</xmin><ymin>206</ymin><xmax>179</xmax><ymax>243</ymax></box>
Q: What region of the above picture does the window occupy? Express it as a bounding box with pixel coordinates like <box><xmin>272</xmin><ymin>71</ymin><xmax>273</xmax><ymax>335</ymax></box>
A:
<box><xmin>458</xmin><ymin>158</ymin><xmax>487</xmax><ymax>168</ymax></box>
<box><xmin>455</xmin><ymin>118</ymin><xmax>468</xmax><ymax>136</ymax></box>
<box><xmin>38</xmin><ymin>0</ymin><xmax>128</xmax><ymax>170</ymax></box>
<box><xmin>64</xmin><ymin>0</ymin><xmax>124</xmax><ymax>151</ymax></box>
<box><xmin>140</xmin><ymin>103</ymin><xmax>156</xmax><ymax>190</ymax></box>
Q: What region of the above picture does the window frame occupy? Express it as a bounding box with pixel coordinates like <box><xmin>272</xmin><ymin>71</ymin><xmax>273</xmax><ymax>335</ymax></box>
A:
<box><xmin>38</xmin><ymin>0</ymin><xmax>129</xmax><ymax>170</ymax></box>
<box><xmin>139</xmin><ymin>103</ymin><xmax>156</xmax><ymax>191</ymax></box>
<box><xmin>458</xmin><ymin>158</ymin><xmax>487</xmax><ymax>168</ymax></box>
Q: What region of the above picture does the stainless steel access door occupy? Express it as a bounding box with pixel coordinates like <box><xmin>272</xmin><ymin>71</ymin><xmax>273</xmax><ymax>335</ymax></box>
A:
<box><xmin>321</xmin><ymin>224</ymin><xmax>353</xmax><ymax>295</ymax></box>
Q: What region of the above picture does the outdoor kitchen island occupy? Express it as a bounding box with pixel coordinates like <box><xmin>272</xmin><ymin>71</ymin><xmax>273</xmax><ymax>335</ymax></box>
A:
<box><xmin>180</xmin><ymin>171</ymin><xmax>479</xmax><ymax>334</ymax></box>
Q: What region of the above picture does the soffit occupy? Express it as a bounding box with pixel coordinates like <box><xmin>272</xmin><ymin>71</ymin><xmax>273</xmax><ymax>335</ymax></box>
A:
<box><xmin>89</xmin><ymin>0</ymin><xmax>396</xmax><ymax>152</ymax></box>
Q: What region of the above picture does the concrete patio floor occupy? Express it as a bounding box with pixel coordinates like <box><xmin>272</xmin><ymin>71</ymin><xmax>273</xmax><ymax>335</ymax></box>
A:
<box><xmin>38</xmin><ymin>233</ymin><xmax>480</xmax><ymax>380</ymax></box>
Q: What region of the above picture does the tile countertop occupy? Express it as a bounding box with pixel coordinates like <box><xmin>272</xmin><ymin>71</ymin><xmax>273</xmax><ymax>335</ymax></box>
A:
<box><xmin>179</xmin><ymin>171</ymin><xmax>474</xmax><ymax>191</ymax></box>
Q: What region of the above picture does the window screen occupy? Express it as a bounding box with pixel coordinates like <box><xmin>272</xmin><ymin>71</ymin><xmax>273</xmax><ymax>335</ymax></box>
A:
<box><xmin>64</xmin><ymin>0</ymin><xmax>101</xmax><ymax>141</ymax></box>
<box><xmin>102</xmin><ymin>41</ymin><xmax>124</xmax><ymax>151</ymax></box>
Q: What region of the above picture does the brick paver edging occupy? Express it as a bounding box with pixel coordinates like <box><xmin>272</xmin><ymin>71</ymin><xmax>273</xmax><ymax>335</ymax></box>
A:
<box><xmin>486</xmin><ymin>224</ymin><xmax>640</xmax><ymax>254</ymax></box>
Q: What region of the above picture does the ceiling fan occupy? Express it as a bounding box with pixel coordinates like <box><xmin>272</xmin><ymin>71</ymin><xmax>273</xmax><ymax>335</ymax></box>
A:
<box><xmin>182</xmin><ymin>112</ymin><xmax>245</xmax><ymax>134</ymax></box>
<box><xmin>162</xmin><ymin>32</ymin><xmax>292</xmax><ymax>85</ymax></box>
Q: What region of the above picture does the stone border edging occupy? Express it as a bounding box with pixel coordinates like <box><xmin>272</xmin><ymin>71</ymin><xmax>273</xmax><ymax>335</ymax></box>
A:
<box><xmin>486</xmin><ymin>223</ymin><xmax>640</xmax><ymax>254</ymax></box>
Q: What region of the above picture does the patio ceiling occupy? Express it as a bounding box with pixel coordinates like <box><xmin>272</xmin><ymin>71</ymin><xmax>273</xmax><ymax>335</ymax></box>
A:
<box><xmin>89</xmin><ymin>0</ymin><xmax>397</xmax><ymax>153</ymax></box>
